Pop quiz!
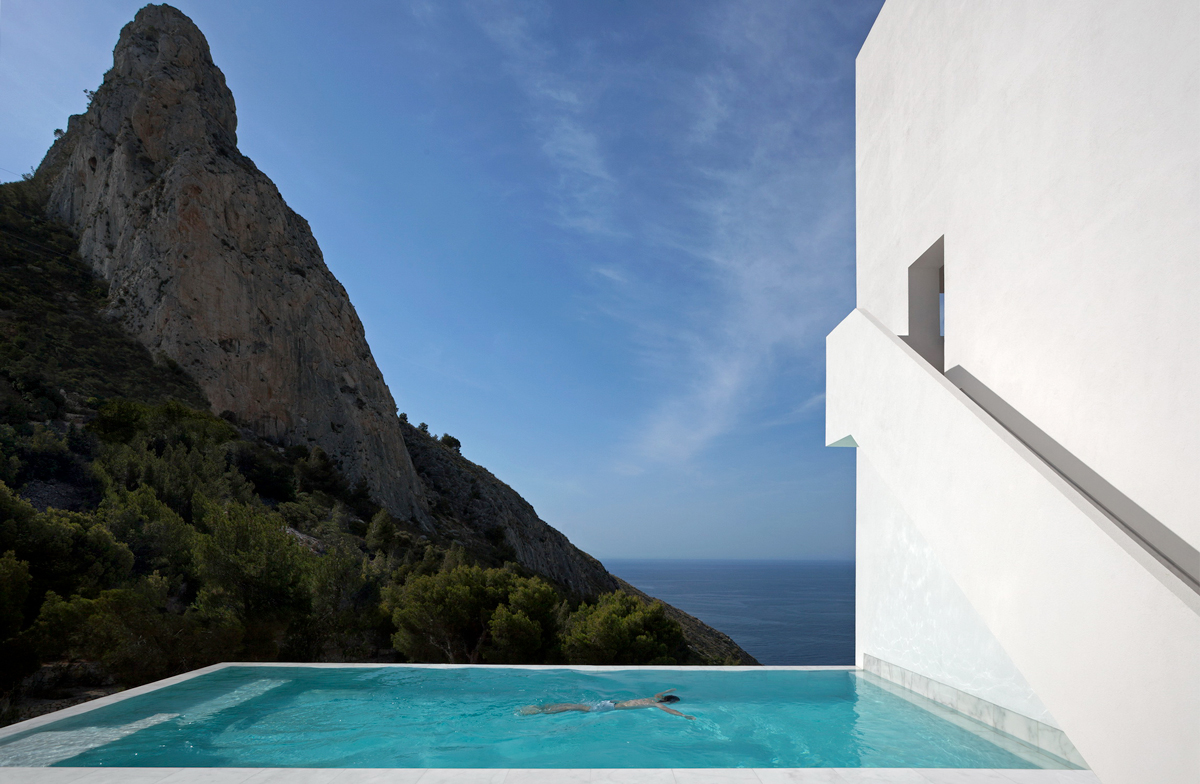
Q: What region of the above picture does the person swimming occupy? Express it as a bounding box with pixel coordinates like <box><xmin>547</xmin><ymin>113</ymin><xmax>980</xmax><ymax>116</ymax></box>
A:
<box><xmin>519</xmin><ymin>688</ymin><xmax>695</xmax><ymax>720</ymax></box>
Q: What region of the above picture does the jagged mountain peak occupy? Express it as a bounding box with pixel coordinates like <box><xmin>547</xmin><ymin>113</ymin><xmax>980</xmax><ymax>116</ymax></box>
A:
<box><xmin>35</xmin><ymin>3</ymin><xmax>429</xmax><ymax>524</ymax></box>
<box><xmin>23</xmin><ymin>5</ymin><xmax>760</xmax><ymax>659</ymax></box>
<box><xmin>102</xmin><ymin>4</ymin><xmax>239</xmax><ymax>155</ymax></box>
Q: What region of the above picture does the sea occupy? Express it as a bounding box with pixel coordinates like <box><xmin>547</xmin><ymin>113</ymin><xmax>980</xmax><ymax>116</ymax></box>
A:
<box><xmin>604</xmin><ymin>559</ymin><xmax>855</xmax><ymax>666</ymax></box>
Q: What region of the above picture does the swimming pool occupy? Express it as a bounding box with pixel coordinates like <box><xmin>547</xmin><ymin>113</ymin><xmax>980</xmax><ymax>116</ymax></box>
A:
<box><xmin>0</xmin><ymin>665</ymin><xmax>1075</xmax><ymax>769</ymax></box>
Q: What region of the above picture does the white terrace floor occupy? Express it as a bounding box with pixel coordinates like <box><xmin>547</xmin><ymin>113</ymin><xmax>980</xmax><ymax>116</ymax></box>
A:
<box><xmin>8</xmin><ymin>768</ymin><xmax>1102</xmax><ymax>783</ymax></box>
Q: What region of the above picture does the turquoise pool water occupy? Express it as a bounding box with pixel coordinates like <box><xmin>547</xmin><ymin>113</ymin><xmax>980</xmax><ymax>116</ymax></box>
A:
<box><xmin>0</xmin><ymin>666</ymin><xmax>1065</xmax><ymax>769</ymax></box>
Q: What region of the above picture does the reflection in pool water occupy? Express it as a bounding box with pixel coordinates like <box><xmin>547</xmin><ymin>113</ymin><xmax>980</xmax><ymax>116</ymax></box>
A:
<box><xmin>0</xmin><ymin>666</ymin><xmax>1072</xmax><ymax>769</ymax></box>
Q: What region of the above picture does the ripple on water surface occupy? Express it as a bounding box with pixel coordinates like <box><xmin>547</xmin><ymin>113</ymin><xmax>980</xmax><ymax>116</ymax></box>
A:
<box><xmin>0</xmin><ymin>666</ymin><xmax>1066</xmax><ymax>769</ymax></box>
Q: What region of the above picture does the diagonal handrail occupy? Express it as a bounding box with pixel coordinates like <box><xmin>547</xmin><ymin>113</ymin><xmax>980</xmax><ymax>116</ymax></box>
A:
<box><xmin>945</xmin><ymin>366</ymin><xmax>1200</xmax><ymax>596</ymax></box>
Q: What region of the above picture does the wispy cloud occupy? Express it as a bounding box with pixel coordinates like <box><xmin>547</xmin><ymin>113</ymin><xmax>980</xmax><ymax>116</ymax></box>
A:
<box><xmin>440</xmin><ymin>0</ymin><xmax>864</xmax><ymax>466</ymax></box>
<box><xmin>463</xmin><ymin>0</ymin><xmax>619</xmax><ymax>235</ymax></box>
<box><xmin>629</xmin><ymin>2</ymin><xmax>860</xmax><ymax>463</ymax></box>
<box><xmin>635</xmin><ymin>164</ymin><xmax>853</xmax><ymax>462</ymax></box>
<box><xmin>591</xmin><ymin>266</ymin><xmax>628</xmax><ymax>284</ymax></box>
<box><xmin>685</xmin><ymin>69</ymin><xmax>736</xmax><ymax>147</ymax></box>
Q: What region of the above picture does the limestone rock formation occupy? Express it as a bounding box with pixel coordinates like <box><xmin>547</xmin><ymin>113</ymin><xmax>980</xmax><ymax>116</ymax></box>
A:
<box><xmin>402</xmin><ymin>421</ymin><xmax>757</xmax><ymax>661</ymax></box>
<box><xmin>400</xmin><ymin>420</ymin><xmax>618</xmax><ymax>598</ymax></box>
<box><xmin>28</xmin><ymin>3</ymin><xmax>759</xmax><ymax>665</ymax></box>
<box><xmin>35</xmin><ymin>4</ymin><xmax>426</xmax><ymax>522</ymax></box>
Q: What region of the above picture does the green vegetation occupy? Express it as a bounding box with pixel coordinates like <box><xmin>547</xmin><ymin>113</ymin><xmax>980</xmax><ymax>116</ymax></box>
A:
<box><xmin>0</xmin><ymin>404</ymin><xmax>692</xmax><ymax>699</ymax></box>
<box><xmin>0</xmin><ymin>183</ymin><xmax>208</xmax><ymax>424</ymax></box>
<box><xmin>0</xmin><ymin>182</ymin><xmax>699</xmax><ymax>723</ymax></box>
<box><xmin>561</xmin><ymin>591</ymin><xmax>689</xmax><ymax>665</ymax></box>
<box><xmin>385</xmin><ymin>562</ymin><xmax>562</xmax><ymax>664</ymax></box>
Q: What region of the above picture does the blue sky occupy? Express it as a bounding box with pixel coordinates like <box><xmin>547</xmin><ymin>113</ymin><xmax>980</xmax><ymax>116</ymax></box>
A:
<box><xmin>1</xmin><ymin>0</ymin><xmax>882</xmax><ymax>560</ymax></box>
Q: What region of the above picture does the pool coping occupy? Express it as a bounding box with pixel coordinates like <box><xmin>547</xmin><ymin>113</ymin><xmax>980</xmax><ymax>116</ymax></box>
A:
<box><xmin>0</xmin><ymin>766</ymin><xmax>1103</xmax><ymax>783</ymax></box>
<box><xmin>0</xmin><ymin>664</ymin><xmax>1095</xmax><ymax>781</ymax></box>
<box><xmin>862</xmin><ymin>655</ymin><xmax>1086</xmax><ymax>768</ymax></box>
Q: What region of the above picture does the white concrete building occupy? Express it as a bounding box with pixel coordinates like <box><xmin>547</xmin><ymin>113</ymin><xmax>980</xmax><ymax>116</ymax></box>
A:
<box><xmin>825</xmin><ymin>2</ymin><xmax>1200</xmax><ymax>783</ymax></box>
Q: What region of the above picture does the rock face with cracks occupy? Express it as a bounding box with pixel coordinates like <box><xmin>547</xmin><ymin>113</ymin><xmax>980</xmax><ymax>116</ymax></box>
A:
<box><xmin>36</xmin><ymin>4</ymin><xmax>427</xmax><ymax>523</ymax></box>
<box><xmin>30</xmin><ymin>2</ymin><xmax>625</xmax><ymax>599</ymax></box>
<box><xmin>29</xmin><ymin>4</ymin><xmax>759</xmax><ymax>661</ymax></box>
<box><xmin>400</xmin><ymin>420</ymin><xmax>618</xmax><ymax>597</ymax></box>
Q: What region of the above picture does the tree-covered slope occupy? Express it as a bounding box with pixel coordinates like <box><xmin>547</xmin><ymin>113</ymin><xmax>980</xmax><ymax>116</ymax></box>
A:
<box><xmin>0</xmin><ymin>182</ymin><xmax>733</xmax><ymax>726</ymax></box>
<box><xmin>0</xmin><ymin>183</ymin><xmax>207</xmax><ymax>420</ymax></box>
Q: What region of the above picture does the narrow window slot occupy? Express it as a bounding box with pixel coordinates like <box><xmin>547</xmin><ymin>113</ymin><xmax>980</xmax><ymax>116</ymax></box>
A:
<box><xmin>902</xmin><ymin>236</ymin><xmax>944</xmax><ymax>372</ymax></box>
<box><xmin>939</xmin><ymin>267</ymin><xmax>945</xmax><ymax>337</ymax></box>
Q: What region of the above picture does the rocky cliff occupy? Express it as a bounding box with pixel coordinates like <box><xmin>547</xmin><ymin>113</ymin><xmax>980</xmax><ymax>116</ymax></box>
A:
<box><xmin>34</xmin><ymin>4</ymin><xmax>427</xmax><ymax>524</ymax></box>
<box><xmin>400</xmin><ymin>420</ymin><xmax>617</xmax><ymax>597</ymax></box>
<box><xmin>27</xmin><ymin>3</ymin><xmax>758</xmax><ymax>664</ymax></box>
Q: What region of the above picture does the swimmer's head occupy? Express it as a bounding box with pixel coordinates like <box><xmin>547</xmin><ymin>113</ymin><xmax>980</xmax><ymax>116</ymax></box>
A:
<box><xmin>658</xmin><ymin>695</ymin><xmax>681</xmax><ymax>703</ymax></box>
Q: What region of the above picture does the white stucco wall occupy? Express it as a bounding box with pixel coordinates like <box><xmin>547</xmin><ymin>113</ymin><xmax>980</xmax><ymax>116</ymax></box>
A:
<box><xmin>856</xmin><ymin>0</ymin><xmax>1200</xmax><ymax>550</ymax></box>
<box><xmin>828</xmin><ymin>308</ymin><xmax>1200</xmax><ymax>784</ymax></box>
<box><xmin>855</xmin><ymin>452</ymin><xmax>1057</xmax><ymax>728</ymax></box>
<box><xmin>831</xmin><ymin>2</ymin><xmax>1200</xmax><ymax>779</ymax></box>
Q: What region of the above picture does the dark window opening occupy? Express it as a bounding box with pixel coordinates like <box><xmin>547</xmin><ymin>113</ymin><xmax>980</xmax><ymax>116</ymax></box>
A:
<box><xmin>939</xmin><ymin>264</ymin><xmax>945</xmax><ymax>337</ymax></box>
<box><xmin>903</xmin><ymin>236</ymin><xmax>944</xmax><ymax>372</ymax></box>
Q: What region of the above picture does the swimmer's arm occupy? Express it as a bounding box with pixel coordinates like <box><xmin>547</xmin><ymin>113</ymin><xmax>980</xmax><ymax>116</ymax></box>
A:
<box><xmin>655</xmin><ymin>704</ymin><xmax>696</xmax><ymax>720</ymax></box>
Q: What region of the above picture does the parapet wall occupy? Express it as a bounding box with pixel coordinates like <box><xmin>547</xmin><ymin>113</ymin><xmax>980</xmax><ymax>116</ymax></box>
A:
<box><xmin>827</xmin><ymin>307</ymin><xmax>1200</xmax><ymax>784</ymax></box>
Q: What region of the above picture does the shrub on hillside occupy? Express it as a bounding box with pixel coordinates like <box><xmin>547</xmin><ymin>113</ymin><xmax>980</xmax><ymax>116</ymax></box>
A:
<box><xmin>561</xmin><ymin>592</ymin><xmax>688</xmax><ymax>666</ymax></box>
<box><xmin>385</xmin><ymin>564</ymin><xmax>563</xmax><ymax>664</ymax></box>
<box><xmin>192</xmin><ymin>499</ymin><xmax>312</xmax><ymax>659</ymax></box>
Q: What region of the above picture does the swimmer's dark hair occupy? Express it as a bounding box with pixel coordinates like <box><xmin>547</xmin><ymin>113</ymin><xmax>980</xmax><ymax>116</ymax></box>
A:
<box><xmin>658</xmin><ymin>695</ymin><xmax>681</xmax><ymax>703</ymax></box>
